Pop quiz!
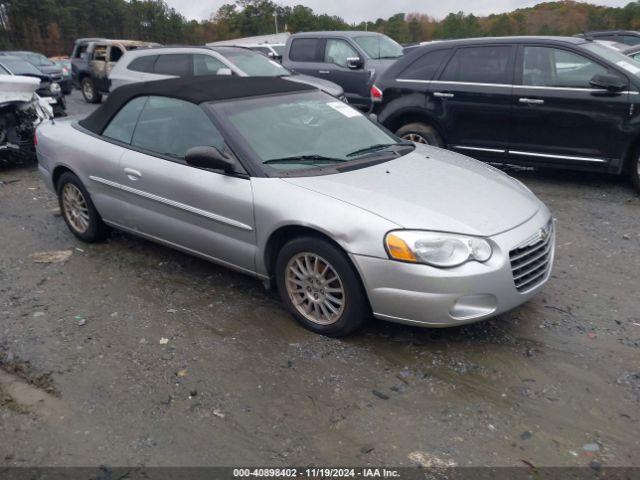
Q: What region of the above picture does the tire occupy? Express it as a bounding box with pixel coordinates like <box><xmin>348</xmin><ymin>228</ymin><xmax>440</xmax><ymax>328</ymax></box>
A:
<box><xmin>629</xmin><ymin>152</ymin><xmax>640</xmax><ymax>193</ymax></box>
<box><xmin>396</xmin><ymin>122</ymin><xmax>444</xmax><ymax>147</ymax></box>
<box><xmin>81</xmin><ymin>77</ymin><xmax>102</xmax><ymax>104</ymax></box>
<box><xmin>56</xmin><ymin>172</ymin><xmax>109</xmax><ymax>242</ymax></box>
<box><xmin>275</xmin><ymin>236</ymin><xmax>369</xmax><ymax>337</ymax></box>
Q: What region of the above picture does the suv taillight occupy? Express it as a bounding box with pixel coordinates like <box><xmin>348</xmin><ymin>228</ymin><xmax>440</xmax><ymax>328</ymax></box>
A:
<box><xmin>371</xmin><ymin>85</ymin><xmax>383</xmax><ymax>102</ymax></box>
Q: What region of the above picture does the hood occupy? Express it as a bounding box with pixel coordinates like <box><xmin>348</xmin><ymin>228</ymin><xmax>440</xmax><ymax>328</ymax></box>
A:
<box><xmin>0</xmin><ymin>74</ymin><xmax>39</xmax><ymax>103</ymax></box>
<box><xmin>284</xmin><ymin>74</ymin><xmax>344</xmax><ymax>98</ymax></box>
<box><xmin>37</xmin><ymin>65</ymin><xmax>62</xmax><ymax>76</ymax></box>
<box><xmin>282</xmin><ymin>146</ymin><xmax>542</xmax><ymax>237</ymax></box>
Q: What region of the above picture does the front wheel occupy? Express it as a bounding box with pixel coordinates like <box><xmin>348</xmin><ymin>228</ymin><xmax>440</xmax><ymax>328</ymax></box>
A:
<box><xmin>81</xmin><ymin>77</ymin><xmax>102</xmax><ymax>104</ymax></box>
<box><xmin>57</xmin><ymin>172</ymin><xmax>109</xmax><ymax>242</ymax></box>
<box><xmin>275</xmin><ymin>237</ymin><xmax>369</xmax><ymax>337</ymax></box>
<box><xmin>396</xmin><ymin>122</ymin><xmax>444</xmax><ymax>147</ymax></box>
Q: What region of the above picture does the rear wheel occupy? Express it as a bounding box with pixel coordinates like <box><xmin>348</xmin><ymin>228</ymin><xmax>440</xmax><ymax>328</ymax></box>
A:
<box><xmin>81</xmin><ymin>77</ymin><xmax>102</xmax><ymax>104</ymax></box>
<box><xmin>57</xmin><ymin>172</ymin><xmax>109</xmax><ymax>242</ymax></box>
<box><xmin>630</xmin><ymin>153</ymin><xmax>640</xmax><ymax>193</ymax></box>
<box><xmin>396</xmin><ymin>122</ymin><xmax>443</xmax><ymax>147</ymax></box>
<box><xmin>276</xmin><ymin>236</ymin><xmax>369</xmax><ymax>337</ymax></box>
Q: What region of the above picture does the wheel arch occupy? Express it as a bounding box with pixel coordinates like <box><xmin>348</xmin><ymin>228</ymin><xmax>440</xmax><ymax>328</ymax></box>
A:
<box><xmin>382</xmin><ymin>107</ymin><xmax>447</xmax><ymax>145</ymax></box>
<box><xmin>52</xmin><ymin>164</ymin><xmax>77</xmax><ymax>192</ymax></box>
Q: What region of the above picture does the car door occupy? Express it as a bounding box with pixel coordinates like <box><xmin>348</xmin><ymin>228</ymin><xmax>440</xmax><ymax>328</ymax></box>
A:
<box><xmin>432</xmin><ymin>44</ymin><xmax>515</xmax><ymax>157</ymax></box>
<box><xmin>90</xmin><ymin>43</ymin><xmax>109</xmax><ymax>89</ymax></box>
<box><xmin>283</xmin><ymin>37</ymin><xmax>322</xmax><ymax>77</ymax></box>
<box><xmin>509</xmin><ymin>44</ymin><xmax>630</xmax><ymax>167</ymax></box>
<box><xmin>320</xmin><ymin>38</ymin><xmax>369</xmax><ymax>106</ymax></box>
<box><xmin>117</xmin><ymin>96</ymin><xmax>257</xmax><ymax>274</ymax></box>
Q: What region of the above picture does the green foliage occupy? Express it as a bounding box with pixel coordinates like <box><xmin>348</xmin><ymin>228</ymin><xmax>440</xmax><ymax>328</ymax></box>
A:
<box><xmin>3</xmin><ymin>0</ymin><xmax>640</xmax><ymax>56</ymax></box>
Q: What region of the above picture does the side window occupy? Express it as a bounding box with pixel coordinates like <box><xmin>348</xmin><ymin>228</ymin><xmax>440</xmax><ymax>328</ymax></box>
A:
<box><xmin>324</xmin><ymin>39</ymin><xmax>358</xmax><ymax>68</ymax></box>
<box><xmin>399</xmin><ymin>49</ymin><xmax>450</xmax><ymax>80</ymax></box>
<box><xmin>440</xmin><ymin>46</ymin><xmax>512</xmax><ymax>84</ymax></box>
<box><xmin>193</xmin><ymin>54</ymin><xmax>228</xmax><ymax>76</ymax></box>
<box><xmin>131</xmin><ymin>96</ymin><xmax>225</xmax><ymax>159</ymax></box>
<box><xmin>102</xmin><ymin>96</ymin><xmax>147</xmax><ymax>144</ymax></box>
<box><xmin>632</xmin><ymin>52</ymin><xmax>640</xmax><ymax>62</ymax></box>
<box><xmin>128</xmin><ymin>55</ymin><xmax>158</xmax><ymax>73</ymax></box>
<box><xmin>93</xmin><ymin>45</ymin><xmax>108</xmax><ymax>61</ymax></box>
<box><xmin>289</xmin><ymin>38</ymin><xmax>319</xmax><ymax>62</ymax></box>
<box><xmin>154</xmin><ymin>54</ymin><xmax>190</xmax><ymax>76</ymax></box>
<box><xmin>522</xmin><ymin>46</ymin><xmax>608</xmax><ymax>89</ymax></box>
<box><xmin>619</xmin><ymin>35</ymin><xmax>640</xmax><ymax>46</ymax></box>
<box><xmin>109</xmin><ymin>46</ymin><xmax>124</xmax><ymax>63</ymax></box>
<box><xmin>74</xmin><ymin>44</ymin><xmax>88</xmax><ymax>59</ymax></box>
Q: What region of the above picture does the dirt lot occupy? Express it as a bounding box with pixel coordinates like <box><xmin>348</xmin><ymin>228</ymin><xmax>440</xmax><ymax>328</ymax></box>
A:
<box><xmin>0</xmin><ymin>91</ymin><xmax>639</xmax><ymax>468</ymax></box>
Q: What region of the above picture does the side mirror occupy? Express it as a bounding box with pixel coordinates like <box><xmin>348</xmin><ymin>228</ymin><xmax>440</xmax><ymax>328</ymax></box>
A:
<box><xmin>590</xmin><ymin>73</ymin><xmax>626</xmax><ymax>92</ymax></box>
<box><xmin>216</xmin><ymin>68</ymin><xmax>233</xmax><ymax>76</ymax></box>
<box><xmin>185</xmin><ymin>146</ymin><xmax>236</xmax><ymax>172</ymax></box>
<box><xmin>346</xmin><ymin>57</ymin><xmax>364</xmax><ymax>70</ymax></box>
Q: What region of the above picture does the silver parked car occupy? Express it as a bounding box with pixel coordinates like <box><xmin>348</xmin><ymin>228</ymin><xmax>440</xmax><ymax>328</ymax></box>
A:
<box><xmin>36</xmin><ymin>76</ymin><xmax>555</xmax><ymax>337</ymax></box>
<box><xmin>108</xmin><ymin>45</ymin><xmax>346</xmax><ymax>101</ymax></box>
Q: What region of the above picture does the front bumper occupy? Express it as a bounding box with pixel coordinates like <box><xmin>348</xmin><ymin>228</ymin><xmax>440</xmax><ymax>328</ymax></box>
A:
<box><xmin>351</xmin><ymin>208</ymin><xmax>555</xmax><ymax>327</ymax></box>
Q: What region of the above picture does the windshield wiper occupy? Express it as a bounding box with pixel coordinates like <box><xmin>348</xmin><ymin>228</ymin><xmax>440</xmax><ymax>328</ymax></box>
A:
<box><xmin>263</xmin><ymin>155</ymin><xmax>347</xmax><ymax>165</ymax></box>
<box><xmin>346</xmin><ymin>143</ymin><xmax>411</xmax><ymax>158</ymax></box>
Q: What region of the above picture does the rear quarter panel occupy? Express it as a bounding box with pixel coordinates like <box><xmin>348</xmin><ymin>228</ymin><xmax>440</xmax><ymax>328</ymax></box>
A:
<box><xmin>36</xmin><ymin>120</ymin><xmax>126</xmax><ymax>223</ymax></box>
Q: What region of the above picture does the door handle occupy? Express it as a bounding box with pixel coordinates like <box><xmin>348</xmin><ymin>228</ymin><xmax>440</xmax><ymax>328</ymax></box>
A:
<box><xmin>318</xmin><ymin>70</ymin><xmax>330</xmax><ymax>74</ymax></box>
<box><xmin>124</xmin><ymin>168</ymin><xmax>141</xmax><ymax>181</ymax></box>
<box><xmin>519</xmin><ymin>98</ymin><xmax>545</xmax><ymax>105</ymax></box>
<box><xmin>433</xmin><ymin>92</ymin><xmax>454</xmax><ymax>98</ymax></box>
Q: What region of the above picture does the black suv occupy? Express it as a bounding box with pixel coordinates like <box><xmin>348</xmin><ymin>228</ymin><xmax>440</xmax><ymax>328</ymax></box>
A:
<box><xmin>371</xmin><ymin>36</ymin><xmax>640</xmax><ymax>191</ymax></box>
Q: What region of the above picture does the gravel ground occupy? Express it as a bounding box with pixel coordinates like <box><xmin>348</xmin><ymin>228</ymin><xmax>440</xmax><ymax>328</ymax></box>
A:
<box><xmin>0</xmin><ymin>91</ymin><xmax>639</xmax><ymax>468</ymax></box>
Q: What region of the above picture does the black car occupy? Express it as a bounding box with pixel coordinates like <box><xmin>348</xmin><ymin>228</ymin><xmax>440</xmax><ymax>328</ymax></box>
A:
<box><xmin>0</xmin><ymin>50</ymin><xmax>72</xmax><ymax>94</ymax></box>
<box><xmin>0</xmin><ymin>56</ymin><xmax>66</xmax><ymax>117</ymax></box>
<box><xmin>371</xmin><ymin>36</ymin><xmax>640</xmax><ymax>191</ymax></box>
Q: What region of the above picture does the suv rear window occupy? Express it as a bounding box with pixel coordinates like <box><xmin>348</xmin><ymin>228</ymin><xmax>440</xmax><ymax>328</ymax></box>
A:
<box><xmin>290</xmin><ymin>38</ymin><xmax>320</xmax><ymax>62</ymax></box>
<box><xmin>400</xmin><ymin>49</ymin><xmax>450</xmax><ymax>80</ymax></box>
<box><xmin>440</xmin><ymin>46</ymin><xmax>512</xmax><ymax>84</ymax></box>
<box><xmin>128</xmin><ymin>55</ymin><xmax>157</xmax><ymax>73</ymax></box>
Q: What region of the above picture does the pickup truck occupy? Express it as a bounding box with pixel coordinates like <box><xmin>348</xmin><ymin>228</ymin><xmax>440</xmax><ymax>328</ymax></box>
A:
<box><xmin>71</xmin><ymin>38</ymin><xmax>160</xmax><ymax>103</ymax></box>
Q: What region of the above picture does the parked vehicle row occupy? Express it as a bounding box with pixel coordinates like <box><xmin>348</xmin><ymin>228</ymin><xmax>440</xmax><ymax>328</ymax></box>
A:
<box><xmin>35</xmin><ymin>76</ymin><xmax>555</xmax><ymax>337</ymax></box>
<box><xmin>371</xmin><ymin>35</ymin><xmax>640</xmax><ymax>192</ymax></box>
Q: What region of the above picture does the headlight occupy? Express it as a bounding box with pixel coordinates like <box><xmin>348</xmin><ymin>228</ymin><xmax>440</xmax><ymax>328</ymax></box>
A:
<box><xmin>385</xmin><ymin>231</ymin><xmax>492</xmax><ymax>267</ymax></box>
<box><xmin>50</xmin><ymin>82</ymin><xmax>61</xmax><ymax>94</ymax></box>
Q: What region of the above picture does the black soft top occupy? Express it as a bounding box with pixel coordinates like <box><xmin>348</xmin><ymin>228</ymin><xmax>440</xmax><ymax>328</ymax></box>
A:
<box><xmin>79</xmin><ymin>75</ymin><xmax>316</xmax><ymax>134</ymax></box>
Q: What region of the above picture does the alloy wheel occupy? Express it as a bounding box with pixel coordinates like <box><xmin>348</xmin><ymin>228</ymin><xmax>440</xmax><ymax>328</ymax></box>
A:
<box><xmin>62</xmin><ymin>183</ymin><xmax>90</xmax><ymax>234</ymax></box>
<box><xmin>402</xmin><ymin>133</ymin><xmax>429</xmax><ymax>144</ymax></box>
<box><xmin>285</xmin><ymin>252</ymin><xmax>345</xmax><ymax>325</ymax></box>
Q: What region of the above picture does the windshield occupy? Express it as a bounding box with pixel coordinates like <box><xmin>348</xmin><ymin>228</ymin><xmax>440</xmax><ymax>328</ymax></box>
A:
<box><xmin>221</xmin><ymin>49</ymin><xmax>290</xmax><ymax>76</ymax></box>
<box><xmin>26</xmin><ymin>53</ymin><xmax>55</xmax><ymax>67</ymax></box>
<box><xmin>1</xmin><ymin>58</ymin><xmax>42</xmax><ymax>76</ymax></box>
<box><xmin>354</xmin><ymin>35</ymin><xmax>403</xmax><ymax>59</ymax></box>
<box><xmin>581</xmin><ymin>42</ymin><xmax>640</xmax><ymax>77</ymax></box>
<box><xmin>212</xmin><ymin>91</ymin><xmax>404</xmax><ymax>173</ymax></box>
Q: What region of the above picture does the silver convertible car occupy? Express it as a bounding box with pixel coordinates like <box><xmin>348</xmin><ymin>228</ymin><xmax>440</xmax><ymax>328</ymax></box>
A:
<box><xmin>36</xmin><ymin>76</ymin><xmax>555</xmax><ymax>337</ymax></box>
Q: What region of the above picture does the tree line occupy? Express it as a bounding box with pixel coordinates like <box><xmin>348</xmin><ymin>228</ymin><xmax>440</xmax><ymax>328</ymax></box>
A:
<box><xmin>1</xmin><ymin>0</ymin><xmax>640</xmax><ymax>56</ymax></box>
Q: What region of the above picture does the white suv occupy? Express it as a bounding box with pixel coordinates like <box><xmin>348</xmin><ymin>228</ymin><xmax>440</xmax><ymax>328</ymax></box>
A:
<box><xmin>108</xmin><ymin>46</ymin><xmax>345</xmax><ymax>100</ymax></box>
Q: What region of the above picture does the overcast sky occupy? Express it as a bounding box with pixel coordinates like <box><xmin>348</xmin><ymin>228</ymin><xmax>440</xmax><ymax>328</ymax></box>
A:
<box><xmin>165</xmin><ymin>0</ymin><xmax>631</xmax><ymax>24</ymax></box>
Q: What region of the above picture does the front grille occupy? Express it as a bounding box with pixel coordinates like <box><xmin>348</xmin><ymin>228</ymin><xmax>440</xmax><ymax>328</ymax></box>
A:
<box><xmin>509</xmin><ymin>222</ymin><xmax>553</xmax><ymax>292</ymax></box>
<box><xmin>51</xmin><ymin>75</ymin><xmax>63</xmax><ymax>82</ymax></box>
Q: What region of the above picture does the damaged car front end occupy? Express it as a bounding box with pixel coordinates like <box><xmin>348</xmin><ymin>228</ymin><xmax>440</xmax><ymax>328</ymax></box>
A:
<box><xmin>0</xmin><ymin>74</ymin><xmax>53</xmax><ymax>163</ymax></box>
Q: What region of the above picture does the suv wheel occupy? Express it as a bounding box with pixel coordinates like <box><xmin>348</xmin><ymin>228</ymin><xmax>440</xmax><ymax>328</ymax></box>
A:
<box><xmin>81</xmin><ymin>77</ymin><xmax>102</xmax><ymax>104</ymax></box>
<box><xmin>396</xmin><ymin>123</ymin><xmax>443</xmax><ymax>147</ymax></box>
<box><xmin>630</xmin><ymin>152</ymin><xmax>640</xmax><ymax>193</ymax></box>
<box><xmin>57</xmin><ymin>172</ymin><xmax>109</xmax><ymax>242</ymax></box>
<box><xmin>275</xmin><ymin>236</ymin><xmax>369</xmax><ymax>337</ymax></box>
